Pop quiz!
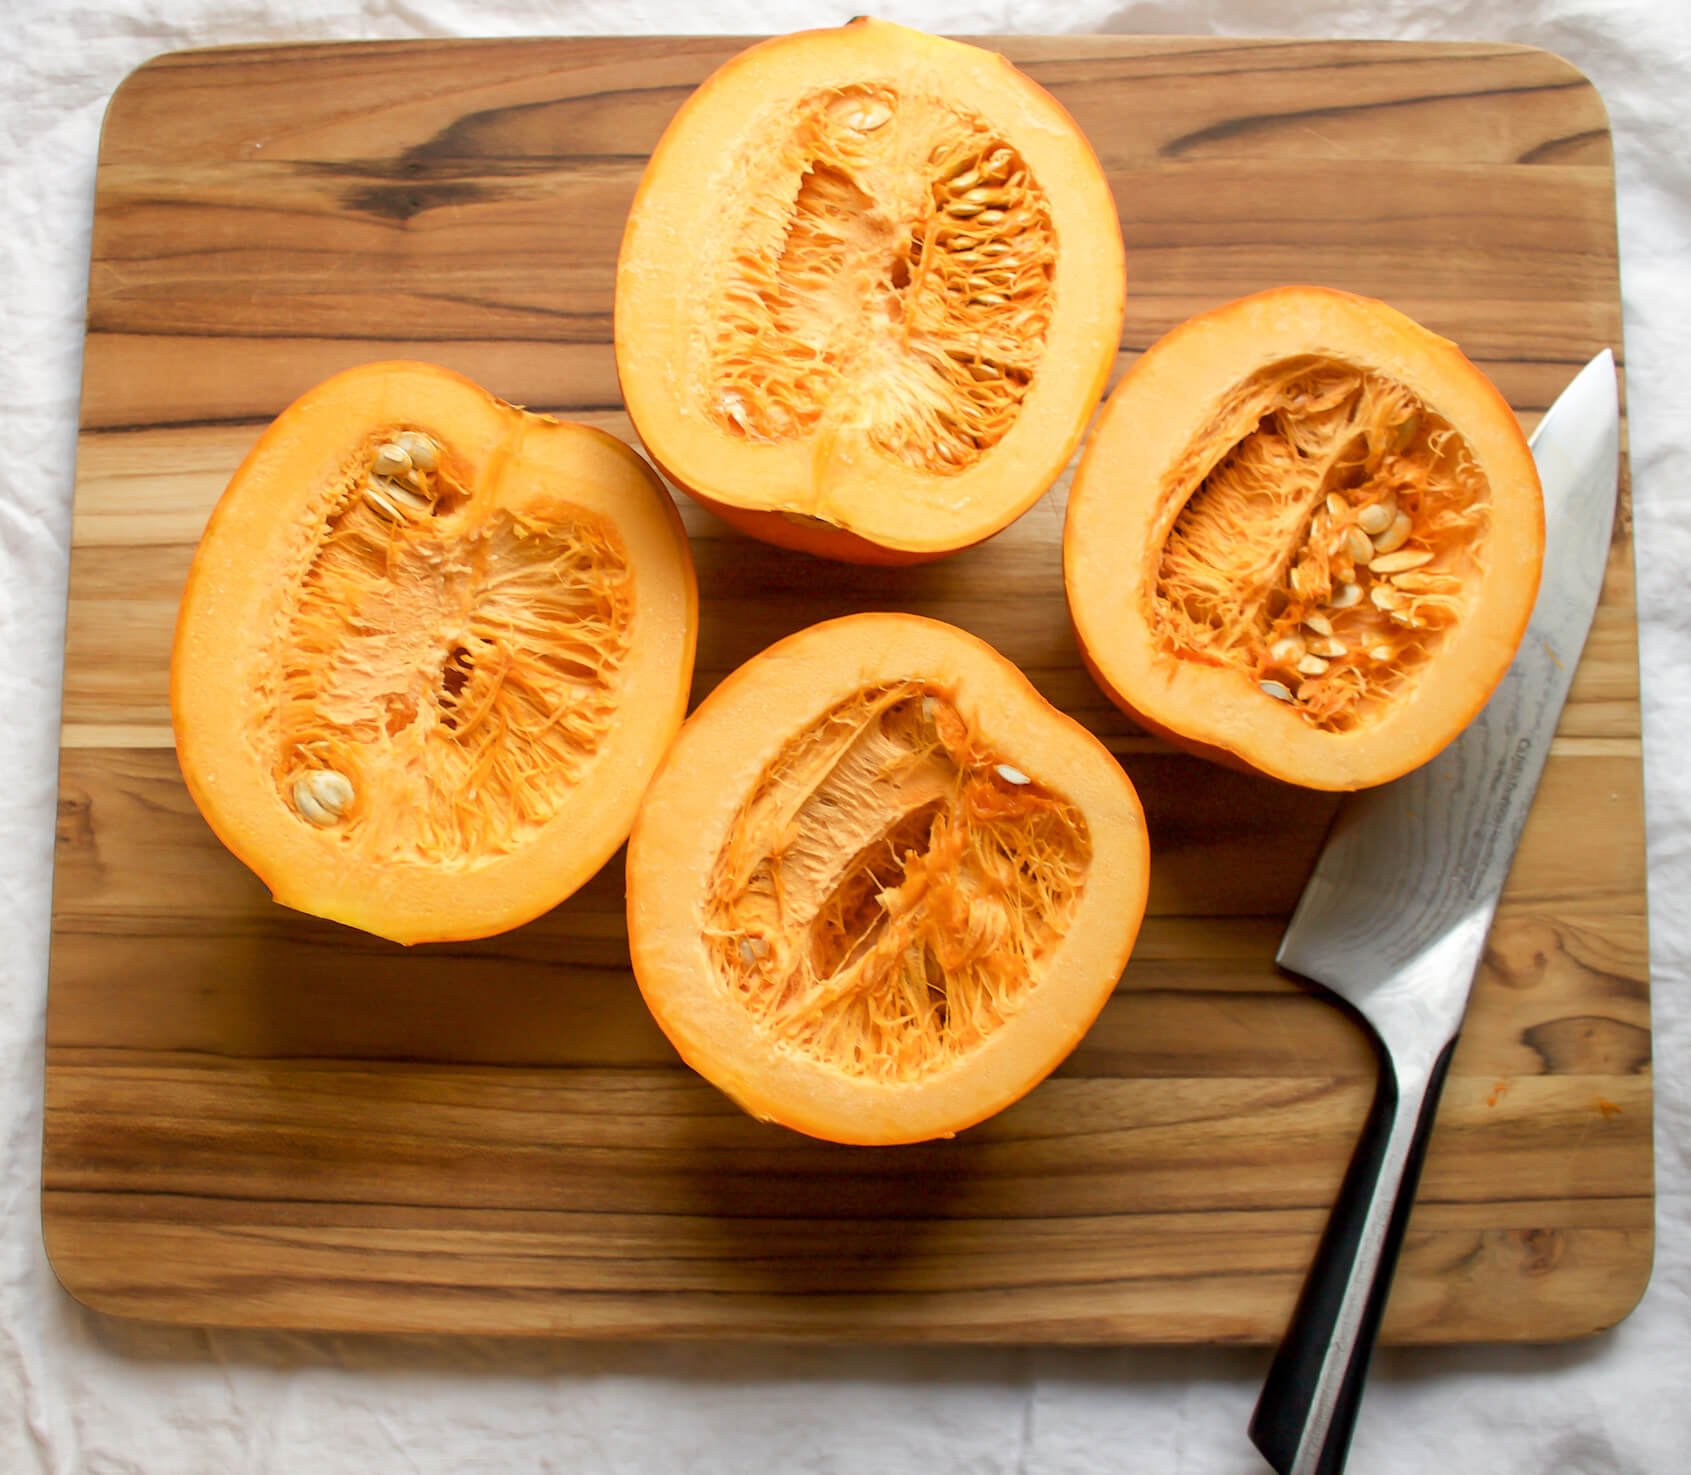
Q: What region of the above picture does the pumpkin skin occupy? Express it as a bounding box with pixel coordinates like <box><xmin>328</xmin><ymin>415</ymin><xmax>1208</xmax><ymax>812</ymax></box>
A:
<box><xmin>626</xmin><ymin>613</ymin><xmax>1149</xmax><ymax>1145</ymax></box>
<box><xmin>615</xmin><ymin>18</ymin><xmax>1126</xmax><ymax>565</ymax></box>
<box><xmin>171</xmin><ymin>361</ymin><xmax>697</xmax><ymax>945</ymax></box>
<box><xmin>1065</xmin><ymin>287</ymin><xmax>1544</xmax><ymax>791</ymax></box>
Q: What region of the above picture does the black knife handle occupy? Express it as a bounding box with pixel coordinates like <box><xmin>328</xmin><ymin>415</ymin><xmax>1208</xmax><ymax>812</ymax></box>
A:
<box><xmin>1249</xmin><ymin>1031</ymin><xmax>1459</xmax><ymax>1475</ymax></box>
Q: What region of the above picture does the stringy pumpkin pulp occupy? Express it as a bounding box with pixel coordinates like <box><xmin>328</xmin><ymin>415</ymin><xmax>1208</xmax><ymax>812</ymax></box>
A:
<box><xmin>707</xmin><ymin>84</ymin><xmax>1055</xmax><ymax>475</ymax></box>
<box><xmin>1152</xmin><ymin>356</ymin><xmax>1492</xmax><ymax>732</ymax></box>
<box><xmin>703</xmin><ymin>683</ymin><xmax>1090</xmax><ymax>1081</ymax></box>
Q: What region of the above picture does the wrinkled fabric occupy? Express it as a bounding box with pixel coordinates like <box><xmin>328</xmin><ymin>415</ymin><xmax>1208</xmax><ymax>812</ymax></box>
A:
<box><xmin>2</xmin><ymin>1</ymin><xmax>1687</xmax><ymax>1471</ymax></box>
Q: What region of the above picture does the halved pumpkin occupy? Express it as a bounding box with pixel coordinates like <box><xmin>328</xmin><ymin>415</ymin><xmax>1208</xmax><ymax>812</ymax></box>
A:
<box><xmin>626</xmin><ymin>613</ymin><xmax>1148</xmax><ymax>1144</ymax></box>
<box><xmin>1065</xmin><ymin>287</ymin><xmax>1544</xmax><ymax>790</ymax></box>
<box><xmin>615</xmin><ymin>18</ymin><xmax>1126</xmax><ymax>564</ymax></box>
<box><xmin>171</xmin><ymin>361</ymin><xmax>697</xmax><ymax>944</ymax></box>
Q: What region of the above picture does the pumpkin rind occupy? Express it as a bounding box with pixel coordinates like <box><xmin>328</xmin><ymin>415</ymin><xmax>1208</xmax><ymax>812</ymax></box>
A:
<box><xmin>626</xmin><ymin>613</ymin><xmax>1149</xmax><ymax>1145</ymax></box>
<box><xmin>1064</xmin><ymin>287</ymin><xmax>1544</xmax><ymax>790</ymax></box>
<box><xmin>615</xmin><ymin>18</ymin><xmax>1126</xmax><ymax>564</ymax></box>
<box><xmin>171</xmin><ymin>361</ymin><xmax>698</xmax><ymax>944</ymax></box>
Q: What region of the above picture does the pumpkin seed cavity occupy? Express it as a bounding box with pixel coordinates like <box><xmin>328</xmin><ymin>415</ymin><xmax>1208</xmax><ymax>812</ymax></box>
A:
<box><xmin>267</xmin><ymin>431</ymin><xmax>632</xmax><ymax>864</ymax></box>
<box><xmin>706</xmin><ymin>684</ymin><xmax>1091</xmax><ymax>1082</ymax></box>
<box><xmin>1150</xmin><ymin>357</ymin><xmax>1492</xmax><ymax>731</ymax></box>
<box><xmin>706</xmin><ymin>85</ymin><xmax>1056</xmax><ymax>476</ymax></box>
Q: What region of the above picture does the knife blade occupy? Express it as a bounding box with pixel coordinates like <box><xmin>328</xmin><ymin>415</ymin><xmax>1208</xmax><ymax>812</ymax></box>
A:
<box><xmin>1249</xmin><ymin>349</ymin><xmax>1621</xmax><ymax>1475</ymax></box>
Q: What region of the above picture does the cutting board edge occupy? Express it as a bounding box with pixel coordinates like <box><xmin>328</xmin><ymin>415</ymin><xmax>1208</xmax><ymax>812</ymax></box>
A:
<box><xmin>39</xmin><ymin>1193</ymin><xmax>1657</xmax><ymax>1345</ymax></box>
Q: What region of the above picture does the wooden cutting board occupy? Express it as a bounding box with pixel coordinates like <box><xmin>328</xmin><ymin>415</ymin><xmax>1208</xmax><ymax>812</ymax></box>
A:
<box><xmin>44</xmin><ymin>34</ymin><xmax>1652</xmax><ymax>1342</ymax></box>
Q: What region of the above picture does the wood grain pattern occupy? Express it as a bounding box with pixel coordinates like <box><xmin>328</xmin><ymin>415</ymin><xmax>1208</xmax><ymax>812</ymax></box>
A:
<box><xmin>45</xmin><ymin>35</ymin><xmax>1651</xmax><ymax>1342</ymax></box>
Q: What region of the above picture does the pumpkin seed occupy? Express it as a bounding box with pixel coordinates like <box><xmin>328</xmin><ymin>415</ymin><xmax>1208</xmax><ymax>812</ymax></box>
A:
<box><xmin>995</xmin><ymin>763</ymin><xmax>1031</xmax><ymax>785</ymax></box>
<box><xmin>948</xmin><ymin>168</ymin><xmax>980</xmax><ymax>191</ymax></box>
<box><xmin>1297</xmin><ymin>654</ymin><xmax>1330</xmax><ymax>676</ymax></box>
<box><xmin>372</xmin><ymin>441</ymin><xmax>412</xmax><ymax>478</ymax></box>
<box><xmin>363</xmin><ymin>482</ymin><xmax>404</xmax><ymax>521</ymax></box>
<box><xmin>367</xmin><ymin>475</ymin><xmax>431</xmax><ymax>519</ymax></box>
<box><xmin>293</xmin><ymin>769</ymin><xmax>354</xmax><ymax>827</ymax></box>
<box><xmin>1390</xmin><ymin>570</ymin><xmax>1450</xmax><ymax>592</ymax></box>
<box><xmin>1371</xmin><ymin>512</ymin><xmax>1413</xmax><ymax>554</ymax></box>
<box><xmin>1357</xmin><ymin>495</ymin><xmax>1397</xmax><ymax>536</ymax></box>
<box><xmin>1371</xmin><ymin>548</ymin><xmax>1434</xmax><ymax>575</ymax></box>
<box><xmin>847</xmin><ymin>101</ymin><xmax>892</xmax><ymax>132</ymax></box>
<box><xmin>386</xmin><ymin>477</ymin><xmax>431</xmax><ymax>510</ymax></box>
<box><xmin>1329</xmin><ymin>582</ymin><xmax>1363</xmax><ymax>610</ymax></box>
<box><xmin>1309</xmin><ymin>636</ymin><xmax>1347</xmax><ymax>659</ymax></box>
<box><xmin>394</xmin><ymin>430</ymin><xmax>437</xmax><ymax>471</ymax></box>
<box><xmin>1370</xmin><ymin>583</ymin><xmax>1406</xmax><ymax>612</ymax></box>
<box><xmin>719</xmin><ymin>392</ymin><xmax>752</xmax><ymax>433</ymax></box>
<box><xmin>1325</xmin><ymin>493</ymin><xmax>1347</xmax><ymax>520</ymax></box>
<box><xmin>1345</xmin><ymin>527</ymin><xmax>1374</xmax><ymax>564</ymax></box>
<box><xmin>1368</xmin><ymin>643</ymin><xmax>1397</xmax><ymax>662</ymax></box>
<box><xmin>1269</xmin><ymin>636</ymin><xmax>1306</xmax><ymax>665</ymax></box>
<box><xmin>1303</xmin><ymin>612</ymin><xmax>1335</xmax><ymax>637</ymax></box>
<box><xmin>1259</xmin><ymin>680</ymin><xmax>1295</xmax><ymax>702</ymax></box>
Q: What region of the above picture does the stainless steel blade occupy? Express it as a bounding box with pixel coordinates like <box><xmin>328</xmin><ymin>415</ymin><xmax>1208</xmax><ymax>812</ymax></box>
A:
<box><xmin>1277</xmin><ymin>348</ymin><xmax>1621</xmax><ymax>1049</ymax></box>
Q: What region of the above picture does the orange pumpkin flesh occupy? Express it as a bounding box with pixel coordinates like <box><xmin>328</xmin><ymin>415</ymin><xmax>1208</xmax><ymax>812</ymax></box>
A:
<box><xmin>626</xmin><ymin>613</ymin><xmax>1149</xmax><ymax>1145</ymax></box>
<box><xmin>1065</xmin><ymin>287</ymin><xmax>1544</xmax><ymax>790</ymax></box>
<box><xmin>171</xmin><ymin>361</ymin><xmax>698</xmax><ymax>945</ymax></box>
<box><xmin>615</xmin><ymin>18</ymin><xmax>1126</xmax><ymax>564</ymax></box>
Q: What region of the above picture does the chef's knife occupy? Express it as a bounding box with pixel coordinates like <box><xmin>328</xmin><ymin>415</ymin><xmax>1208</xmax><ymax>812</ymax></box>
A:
<box><xmin>1248</xmin><ymin>349</ymin><xmax>1621</xmax><ymax>1475</ymax></box>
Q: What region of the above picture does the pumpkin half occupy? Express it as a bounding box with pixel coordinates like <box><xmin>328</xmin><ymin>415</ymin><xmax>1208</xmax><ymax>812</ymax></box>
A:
<box><xmin>615</xmin><ymin>18</ymin><xmax>1126</xmax><ymax>564</ymax></box>
<box><xmin>626</xmin><ymin>613</ymin><xmax>1149</xmax><ymax>1144</ymax></box>
<box><xmin>171</xmin><ymin>361</ymin><xmax>697</xmax><ymax>944</ymax></box>
<box><xmin>1065</xmin><ymin>287</ymin><xmax>1544</xmax><ymax>790</ymax></box>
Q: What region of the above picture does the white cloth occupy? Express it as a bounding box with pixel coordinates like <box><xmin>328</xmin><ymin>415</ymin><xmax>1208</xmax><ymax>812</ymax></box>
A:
<box><xmin>2</xmin><ymin>1</ymin><xmax>1687</xmax><ymax>1470</ymax></box>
